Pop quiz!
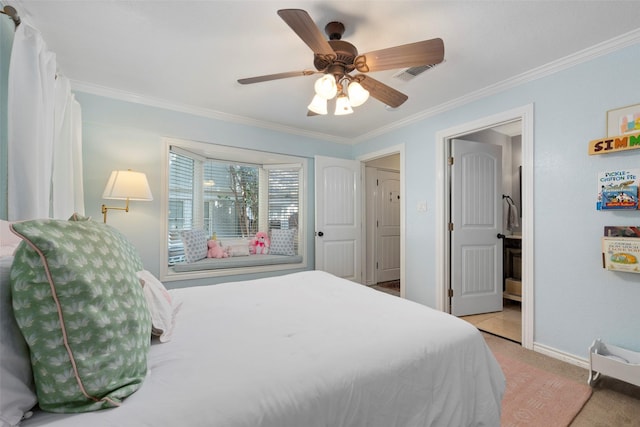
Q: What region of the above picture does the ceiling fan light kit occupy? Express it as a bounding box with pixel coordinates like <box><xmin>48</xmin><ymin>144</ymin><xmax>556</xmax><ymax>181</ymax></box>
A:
<box><xmin>334</xmin><ymin>94</ymin><xmax>354</xmax><ymax>116</ymax></box>
<box><xmin>347</xmin><ymin>81</ymin><xmax>369</xmax><ymax>107</ymax></box>
<box><xmin>308</xmin><ymin>75</ymin><xmax>369</xmax><ymax>116</ymax></box>
<box><xmin>314</xmin><ymin>74</ymin><xmax>338</xmax><ymax>99</ymax></box>
<box><xmin>238</xmin><ymin>9</ymin><xmax>444</xmax><ymax>116</ymax></box>
<box><xmin>308</xmin><ymin>94</ymin><xmax>328</xmax><ymax>115</ymax></box>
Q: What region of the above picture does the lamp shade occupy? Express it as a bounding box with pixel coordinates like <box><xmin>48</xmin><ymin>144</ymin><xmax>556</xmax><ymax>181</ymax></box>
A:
<box><xmin>334</xmin><ymin>94</ymin><xmax>354</xmax><ymax>115</ymax></box>
<box><xmin>102</xmin><ymin>170</ymin><xmax>153</xmax><ymax>201</ymax></box>
<box><xmin>347</xmin><ymin>81</ymin><xmax>370</xmax><ymax>107</ymax></box>
<box><xmin>307</xmin><ymin>94</ymin><xmax>328</xmax><ymax>115</ymax></box>
<box><xmin>314</xmin><ymin>75</ymin><xmax>338</xmax><ymax>99</ymax></box>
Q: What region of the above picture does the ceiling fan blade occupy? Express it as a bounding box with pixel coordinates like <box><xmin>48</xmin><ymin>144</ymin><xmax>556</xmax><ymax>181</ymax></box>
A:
<box><xmin>355</xmin><ymin>38</ymin><xmax>444</xmax><ymax>73</ymax></box>
<box><xmin>357</xmin><ymin>75</ymin><xmax>408</xmax><ymax>108</ymax></box>
<box><xmin>277</xmin><ymin>9</ymin><xmax>335</xmax><ymax>57</ymax></box>
<box><xmin>238</xmin><ymin>70</ymin><xmax>320</xmax><ymax>85</ymax></box>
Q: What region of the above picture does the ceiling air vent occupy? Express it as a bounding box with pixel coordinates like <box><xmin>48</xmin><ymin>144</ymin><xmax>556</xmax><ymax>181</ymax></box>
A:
<box><xmin>392</xmin><ymin>63</ymin><xmax>440</xmax><ymax>82</ymax></box>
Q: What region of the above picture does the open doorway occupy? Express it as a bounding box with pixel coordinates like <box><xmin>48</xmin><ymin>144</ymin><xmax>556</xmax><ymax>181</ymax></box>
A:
<box><xmin>357</xmin><ymin>145</ymin><xmax>405</xmax><ymax>299</ymax></box>
<box><xmin>435</xmin><ymin>105</ymin><xmax>534</xmax><ymax>350</ymax></box>
<box><xmin>365</xmin><ymin>155</ymin><xmax>401</xmax><ymax>296</ymax></box>
<box><xmin>452</xmin><ymin>123</ymin><xmax>523</xmax><ymax>343</ymax></box>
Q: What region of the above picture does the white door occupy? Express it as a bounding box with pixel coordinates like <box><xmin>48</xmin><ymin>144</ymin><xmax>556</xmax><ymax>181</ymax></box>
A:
<box><xmin>376</xmin><ymin>170</ymin><xmax>400</xmax><ymax>283</ymax></box>
<box><xmin>450</xmin><ymin>139</ymin><xmax>503</xmax><ymax>316</ymax></box>
<box><xmin>314</xmin><ymin>155</ymin><xmax>361</xmax><ymax>282</ymax></box>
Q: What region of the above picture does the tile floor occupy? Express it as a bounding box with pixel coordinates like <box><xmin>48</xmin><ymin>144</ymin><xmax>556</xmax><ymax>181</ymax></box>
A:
<box><xmin>459</xmin><ymin>300</ymin><xmax>522</xmax><ymax>343</ymax></box>
<box><xmin>370</xmin><ymin>282</ymin><xmax>522</xmax><ymax>344</ymax></box>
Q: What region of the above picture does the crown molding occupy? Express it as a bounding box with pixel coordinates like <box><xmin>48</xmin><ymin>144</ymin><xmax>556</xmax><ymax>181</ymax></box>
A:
<box><xmin>355</xmin><ymin>27</ymin><xmax>640</xmax><ymax>143</ymax></box>
<box><xmin>70</xmin><ymin>80</ymin><xmax>350</xmax><ymax>145</ymax></box>
<box><xmin>72</xmin><ymin>28</ymin><xmax>640</xmax><ymax>146</ymax></box>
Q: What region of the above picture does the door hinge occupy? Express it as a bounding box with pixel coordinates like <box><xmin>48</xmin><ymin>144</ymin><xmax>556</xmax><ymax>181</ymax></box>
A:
<box><xmin>448</xmin><ymin>222</ymin><xmax>454</xmax><ymax>231</ymax></box>
<box><xmin>376</xmin><ymin>262</ymin><xmax>378</xmax><ymax>269</ymax></box>
<box><xmin>376</xmin><ymin>179</ymin><xmax>379</xmax><ymax>186</ymax></box>
<box><xmin>448</xmin><ymin>289</ymin><xmax>454</xmax><ymax>298</ymax></box>
<box><xmin>448</xmin><ymin>157</ymin><xmax>454</xmax><ymax>165</ymax></box>
<box><xmin>376</xmin><ymin>220</ymin><xmax>379</xmax><ymax>227</ymax></box>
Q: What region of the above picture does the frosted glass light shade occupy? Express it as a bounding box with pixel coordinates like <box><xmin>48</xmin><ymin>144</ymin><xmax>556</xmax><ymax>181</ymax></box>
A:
<box><xmin>102</xmin><ymin>170</ymin><xmax>153</xmax><ymax>201</ymax></box>
<box><xmin>334</xmin><ymin>94</ymin><xmax>353</xmax><ymax>115</ymax></box>
<box><xmin>314</xmin><ymin>75</ymin><xmax>338</xmax><ymax>99</ymax></box>
<box><xmin>307</xmin><ymin>94</ymin><xmax>328</xmax><ymax>115</ymax></box>
<box><xmin>347</xmin><ymin>81</ymin><xmax>370</xmax><ymax>107</ymax></box>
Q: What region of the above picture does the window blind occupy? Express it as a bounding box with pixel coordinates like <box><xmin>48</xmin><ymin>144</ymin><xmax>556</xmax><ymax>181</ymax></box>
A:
<box><xmin>268</xmin><ymin>168</ymin><xmax>300</xmax><ymax>229</ymax></box>
<box><xmin>168</xmin><ymin>148</ymin><xmax>303</xmax><ymax>266</ymax></box>
<box><xmin>168</xmin><ymin>149</ymin><xmax>195</xmax><ymax>264</ymax></box>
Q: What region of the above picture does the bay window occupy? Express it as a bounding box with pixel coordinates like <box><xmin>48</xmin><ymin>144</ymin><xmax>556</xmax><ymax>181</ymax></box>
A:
<box><xmin>162</xmin><ymin>139</ymin><xmax>307</xmax><ymax>280</ymax></box>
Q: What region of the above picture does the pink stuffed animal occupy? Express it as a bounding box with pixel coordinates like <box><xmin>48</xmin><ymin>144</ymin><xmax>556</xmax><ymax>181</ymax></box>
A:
<box><xmin>251</xmin><ymin>231</ymin><xmax>270</xmax><ymax>255</ymax></box>
<box><xmin>207</xmin><ymin>240</ymin><xmax>229</xmax><ymax>258</ymax></box>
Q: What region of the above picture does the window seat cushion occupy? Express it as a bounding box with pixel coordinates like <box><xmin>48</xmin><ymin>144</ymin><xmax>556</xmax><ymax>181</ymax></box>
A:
<box><xmin>172</xmin><ymin>254</ymin><xmax>303</xmax><ymax>272</ymax></box>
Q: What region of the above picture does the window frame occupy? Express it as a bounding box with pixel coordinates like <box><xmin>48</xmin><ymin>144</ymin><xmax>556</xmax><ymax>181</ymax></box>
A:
<box><xmin>160</xmin><ymin>137</ymin><xmax>308</xmax><ymax>282</ymax></box>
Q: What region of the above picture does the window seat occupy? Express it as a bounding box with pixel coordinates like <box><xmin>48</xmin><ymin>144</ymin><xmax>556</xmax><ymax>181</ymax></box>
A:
<box><xmin>172</xmin><ymin>254</ymin><xmax>304</xmax><ymax>272</ymax></box>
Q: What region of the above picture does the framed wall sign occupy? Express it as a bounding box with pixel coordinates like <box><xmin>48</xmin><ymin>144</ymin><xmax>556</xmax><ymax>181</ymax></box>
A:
<box><xmin>607</xmin><ymin>103</ymin><xmax>640</xmax><ymax>137</ymax></box>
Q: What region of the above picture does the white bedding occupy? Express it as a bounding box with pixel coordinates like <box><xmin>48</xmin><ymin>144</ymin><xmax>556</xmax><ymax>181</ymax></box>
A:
<box><xmin>23</xmin><ymin>271</ymin><xmax>504</xmax><ymax>427</ymax></box>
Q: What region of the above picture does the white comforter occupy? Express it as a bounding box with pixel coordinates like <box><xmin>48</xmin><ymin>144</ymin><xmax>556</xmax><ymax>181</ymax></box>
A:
<box><xmin>24</xmin><ymin>271</ymin><xmax>504</xmax><ymax>427</ymax></box>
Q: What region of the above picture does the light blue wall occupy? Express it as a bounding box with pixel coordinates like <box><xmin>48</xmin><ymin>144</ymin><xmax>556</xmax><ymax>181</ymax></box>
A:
<box><xmin>76</xmin><ymin>92</ymin><xmax>352</xmax><ymax>288</ymax></box>
<box><xmin>3</xmin><ymin>33</ymin><xmax>639</xmax><ymax>360</ymax></box>
<box><xmin>0</xmin><ymin>15</ymin><xmax>14</xmax><ymax>219</ymax></box>
<box><xmin>354</xmin><ymin>43</ymin><xmax>640</xmax><ymax>358</ymax></box>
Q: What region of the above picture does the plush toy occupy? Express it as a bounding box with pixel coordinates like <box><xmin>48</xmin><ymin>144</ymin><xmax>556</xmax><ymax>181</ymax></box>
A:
<box><xmin>207</xmin><ymin>239</ymin><xmax>229</xmax><ymax>259</ymax></box>
<box><xmin>251</xmin><ymin>231</ymin><xmax>270</xmax><ymax>255</ymax></box>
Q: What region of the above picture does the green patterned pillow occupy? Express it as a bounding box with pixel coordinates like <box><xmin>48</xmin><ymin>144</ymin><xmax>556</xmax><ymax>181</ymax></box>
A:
<box><xmin>9</xmin><ymin>219</ymin><xmax>151</xmax><ymax>413</ymax></box>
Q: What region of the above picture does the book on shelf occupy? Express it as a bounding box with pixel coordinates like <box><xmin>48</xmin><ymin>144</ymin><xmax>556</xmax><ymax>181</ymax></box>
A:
<box><xmin>602</xmin><ymin>237</ymin><xmax>640</xmax><ymax>273</ymax></box>
<box><xmin>597</xmin><ymin>169</ymin><xmax>640</xmax><ymax>210</ymax></box>
<box><xmin>604</xmin><ymin>226</ymin><xmax>640</xmax><ymax>237</ymax></box>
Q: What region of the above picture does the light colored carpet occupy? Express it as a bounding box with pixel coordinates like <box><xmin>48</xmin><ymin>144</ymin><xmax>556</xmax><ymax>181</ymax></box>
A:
<box><xmin>370</xmin><ymin>280</ymin><xmax>400</xmax><ymax>297</ymax></box>
<box><xmin>495</xmin><ymin>351</ymin><xmax>592</xmax><ymax>426</ymax></box>
<box><xmin>483</xmin><ymin>333</ymin><xmax>640</xmax><ymax>426</ymax></box>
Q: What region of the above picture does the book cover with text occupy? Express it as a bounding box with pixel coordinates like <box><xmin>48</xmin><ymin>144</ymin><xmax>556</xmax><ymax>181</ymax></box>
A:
<box><xmin>602</xmin><ymin>237</ymin><xmax>640</xmax><ymax>273</ymax></box>
<box><xmin>597</xmin><ymin>169</ymin><xmax>640</xmax><ymax>210</ymax></box>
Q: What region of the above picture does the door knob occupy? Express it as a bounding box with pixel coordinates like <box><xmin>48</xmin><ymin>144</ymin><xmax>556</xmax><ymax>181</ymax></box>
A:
<box><xmin>317</xmin><ymin>231</ymin><xmax>324</xmax><ymax>237</ymax></box>
<box><xmin>497</xmin><ymin>233</ymin><xmax>506</xmax><ymax>239</ymax></box>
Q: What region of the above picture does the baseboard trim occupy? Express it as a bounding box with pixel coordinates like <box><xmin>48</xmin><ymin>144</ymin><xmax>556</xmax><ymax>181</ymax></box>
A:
<box><xmin>533</xmin><ymin>342</ymin><xmax>589</xmax><ymax>369</ymax></box>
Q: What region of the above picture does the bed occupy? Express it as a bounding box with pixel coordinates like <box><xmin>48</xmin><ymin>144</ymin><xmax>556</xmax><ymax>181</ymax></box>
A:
<box><xmin>1</xmin><ymin>219</ymin><xmax>504</xmax><ymax>427</ymax></box>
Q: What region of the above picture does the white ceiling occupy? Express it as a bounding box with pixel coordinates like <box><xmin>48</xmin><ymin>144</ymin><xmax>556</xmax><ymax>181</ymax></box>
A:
<box><xmin>5</xmin><ymin>1</ymin><xmax>640</xmax><ymax>143</ymax></box>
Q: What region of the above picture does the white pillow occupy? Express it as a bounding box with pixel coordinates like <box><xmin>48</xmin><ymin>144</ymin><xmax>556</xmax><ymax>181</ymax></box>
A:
<box><xmin>223</xmin><ymin>238</ymin><xmax>250</xmax><ymax>257</ymax></box>
<box><xmin>180</xmin><ymin>229</ymin><xmax>208</xmax><ymax>263</ymax></box>
<box><xmin>0</xmin><ymin>220</ymin><xmax>22</xmax><ymax>257</ymax></box>
<box><xmin>137</xmin><ymin>270</ymin><xmax>180</xmax><ymax>343</ymax></box>
<box><xmin>0</xmin><ymin>256</ymin><xmax>37</xmax><ymax>426</ymax></box>
<box><xmin>270</xmin><ymin>229</ymin><xmax>296</xmax><ymax>256</ymax></box>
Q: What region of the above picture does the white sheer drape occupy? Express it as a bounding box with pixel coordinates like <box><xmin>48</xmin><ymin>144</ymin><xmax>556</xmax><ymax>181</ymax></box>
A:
<box><xmin>8</xmin><ymin>23</ymin><xmax>55</xmax><ymax>220</ymax></box>
<box><xmin>7</xmin><ymin>23</ymin><xmax>83</xmax><ymax>220</ymax></box>
<box><xmin>52</xmin><ymin>76</ymin><xmax>84</xmax><ymax>218</ymax></box>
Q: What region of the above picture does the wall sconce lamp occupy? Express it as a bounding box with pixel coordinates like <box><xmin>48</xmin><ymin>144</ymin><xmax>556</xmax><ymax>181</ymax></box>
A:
<box><xmin>101</xmin><ymin>170</ymin><xmax>153</xmax><ymax>223</ymax></box>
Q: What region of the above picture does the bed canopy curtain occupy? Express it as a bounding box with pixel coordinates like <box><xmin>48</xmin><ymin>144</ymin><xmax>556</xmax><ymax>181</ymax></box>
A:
<box><xmin>52</xmin><ymin>76</ymin><xmax>83</xmax><ymax>218</ymax></box>
<box><xmin>7</xmin><ymin>20</ymin><xmax>83</xmax><ymax>221</ymax></box>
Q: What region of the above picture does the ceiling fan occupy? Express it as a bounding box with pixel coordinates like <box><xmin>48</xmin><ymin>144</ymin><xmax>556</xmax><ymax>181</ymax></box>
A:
<box><xmin>237</xmin><ymin>9</ymin><xmax>444</xmax><ymax>116</ymax></box>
